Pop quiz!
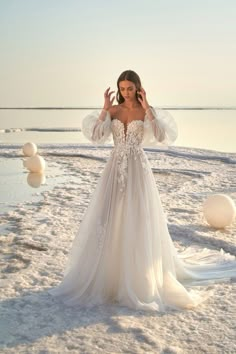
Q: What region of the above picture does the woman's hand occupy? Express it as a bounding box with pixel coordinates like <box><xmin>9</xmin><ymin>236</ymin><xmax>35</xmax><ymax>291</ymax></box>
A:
<box><xmin>137</xmin><ymin>87</ymin><xmax>150</xmax><ymax>111</ymax></box>
<box><xmin>103</xmin><ymin>87</ymin><xmax>115</xmax><ymax>110</ymax></box>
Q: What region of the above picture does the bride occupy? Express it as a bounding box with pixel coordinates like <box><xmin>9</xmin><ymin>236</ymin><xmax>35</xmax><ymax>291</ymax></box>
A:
<box><xmin>50</xmin><ymin>70</ymin><xmax>236</xmax><ymax>312</ymax></box>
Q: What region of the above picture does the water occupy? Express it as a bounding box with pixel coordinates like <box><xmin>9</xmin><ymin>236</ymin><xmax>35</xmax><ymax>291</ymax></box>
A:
<box><xmin>0</xmin><ymin>157</ymin><xmax>67</xmax><ymax>214</ymax></box>
<box><xmin>0</xmin><ymin>108</ymin><xmax>236</xmax><ymax>153</ymax></box>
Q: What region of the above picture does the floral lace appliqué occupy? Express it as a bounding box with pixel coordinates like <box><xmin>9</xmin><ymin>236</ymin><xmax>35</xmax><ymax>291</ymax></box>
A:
<box><xmin>111</xmin><ymin>119</ymin><xmax>150</xmax><ymax>192</ymax></box>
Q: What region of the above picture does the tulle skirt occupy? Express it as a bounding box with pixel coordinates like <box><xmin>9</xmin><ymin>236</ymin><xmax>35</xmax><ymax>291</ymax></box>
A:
<box><xmin>49</xmin><ymin>148</ymin><xmax>236</xmax><ymax>312</ymax></box>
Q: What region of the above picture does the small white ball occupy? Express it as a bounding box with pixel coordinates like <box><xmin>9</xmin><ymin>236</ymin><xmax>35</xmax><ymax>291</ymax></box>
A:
<box><xmin>24</xmin><ymin>155</ymin><xmax>46</xmax><ymax>173</ymax></box>
<box><xmin>203</xmin><ymin>194</ymin><xmax>236</xmax><ymax>229</ymax></box>
<box><xmin>22</xmin><ymin>142</ymin><xmax>37</xmax><ymax>157</ymax></box>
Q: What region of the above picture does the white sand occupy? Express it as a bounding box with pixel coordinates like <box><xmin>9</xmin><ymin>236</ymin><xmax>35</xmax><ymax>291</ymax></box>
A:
<box><xmin>0</xmin><ymin>144</ymin><xmax>236</xmax><ymax>354</ymax></box>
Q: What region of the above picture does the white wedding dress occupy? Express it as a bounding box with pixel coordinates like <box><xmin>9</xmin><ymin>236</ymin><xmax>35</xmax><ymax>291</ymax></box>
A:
<box><xmin>50</xmin><ymin>107</ymin><xmax>236</xmax><ymax>312</ymax></box>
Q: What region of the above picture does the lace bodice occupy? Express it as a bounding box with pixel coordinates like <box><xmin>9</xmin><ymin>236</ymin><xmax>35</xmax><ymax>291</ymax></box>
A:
<box><xmin>110</xmin><ymin>118</ymin><xmax>149</xmax><ymax>191</ymax></box>
<box><xmin>111</xmin><ymin>118</ymin><xmax>144</xmax><ymax>146</ymax></box>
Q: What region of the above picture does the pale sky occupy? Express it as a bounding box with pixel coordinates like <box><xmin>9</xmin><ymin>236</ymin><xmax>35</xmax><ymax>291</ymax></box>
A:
<box><xmin>0</xmin><ymin>0</ymin><xmax>236</xmax><ymax>107</ymax></box>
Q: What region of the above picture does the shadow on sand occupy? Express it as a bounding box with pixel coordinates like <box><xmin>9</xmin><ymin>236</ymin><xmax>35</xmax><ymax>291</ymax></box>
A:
<box><xmin>0</xmin><ymin>287</ymin><xmax>178</xmax><ymax>350</ymax></box>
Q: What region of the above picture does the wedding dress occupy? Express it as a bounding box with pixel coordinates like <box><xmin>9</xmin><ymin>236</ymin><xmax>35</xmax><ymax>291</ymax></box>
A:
<box><xmin>49</xmin><ymin>107</ymin><xmax>236</xmax><ymax>312</ymax></box>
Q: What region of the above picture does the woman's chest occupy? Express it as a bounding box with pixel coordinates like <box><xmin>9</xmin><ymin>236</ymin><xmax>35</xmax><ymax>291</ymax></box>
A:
<box><xmin>112</xmin><ymin>108</ymin><xmax>145</xmax><ymax>124</ymax></box>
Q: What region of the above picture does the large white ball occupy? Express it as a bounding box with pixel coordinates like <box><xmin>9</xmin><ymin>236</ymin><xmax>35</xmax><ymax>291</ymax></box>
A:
<box><xmin>24</xmin><ymin>155</ymin><xmax>46</xmax><ymax>173</ymax></box>
<box><xmin>203</xmin><ymin>194</ymin><xmax>236</xmax><ymax>229</ymax></box>
<box><xmin>22</xmin><ymin>142</ymin><xmax>37</xmax><ymax>157</ymax></box>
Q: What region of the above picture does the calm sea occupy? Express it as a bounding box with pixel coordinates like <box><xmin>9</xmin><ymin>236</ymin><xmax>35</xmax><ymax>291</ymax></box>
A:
<box><xmin>0</xmin><ymin>108</ymin><xmax>236</xmax><ymax>153</ymax></box>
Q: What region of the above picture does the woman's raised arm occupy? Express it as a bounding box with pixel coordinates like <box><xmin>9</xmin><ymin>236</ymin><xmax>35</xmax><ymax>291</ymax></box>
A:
<box><xmin>81</xmin><ymin>88</ymin><xmax>115</xmax><ymax>144</ymax></box>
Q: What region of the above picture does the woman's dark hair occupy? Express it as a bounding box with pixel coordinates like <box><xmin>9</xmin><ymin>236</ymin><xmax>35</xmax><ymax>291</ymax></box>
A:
<box><xmin>116</xmin><ymin>70</ymin><xmax>142</xmax><ymax>104</ymax></box>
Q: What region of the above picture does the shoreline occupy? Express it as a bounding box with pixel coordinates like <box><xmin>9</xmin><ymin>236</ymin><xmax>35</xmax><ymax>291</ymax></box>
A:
<box><xmin>1</xmin><ymin>141</ymin><xmax>236</xmax><ymax>156</ymax></box>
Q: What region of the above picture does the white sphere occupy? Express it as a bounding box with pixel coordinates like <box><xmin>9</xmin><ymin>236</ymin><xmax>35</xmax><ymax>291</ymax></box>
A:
<box><xmin>24</xmin><ymin>155</ymin><xmax>46</xmax><ymax>173</ymax></box>
<box><xmin>203</xmin><ymin>194</ymin><xmax>236</xmax><ymax>229</ymax></box>
<box><xmin>22</xmin><ymin>142</ymin><xmax>37</xmax><ymax>157</ymax></box>
<box><xmin>27</xmin><ymin>172</ymin><xmax>46</xmax><ymax>188</ymax></box>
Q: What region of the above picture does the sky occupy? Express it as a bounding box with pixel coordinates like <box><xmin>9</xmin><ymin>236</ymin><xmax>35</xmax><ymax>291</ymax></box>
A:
<box><xmin>0</xmin><ymin>0</ymin><xmax>236</xmax><ymax>108</ymax></box>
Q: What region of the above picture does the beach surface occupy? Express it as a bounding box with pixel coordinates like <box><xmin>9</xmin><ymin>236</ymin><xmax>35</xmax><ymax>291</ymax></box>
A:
<box><xmin>0</xmin><ymin>143</ymin><xmax>236</xmax><ymax>354</ymax></box>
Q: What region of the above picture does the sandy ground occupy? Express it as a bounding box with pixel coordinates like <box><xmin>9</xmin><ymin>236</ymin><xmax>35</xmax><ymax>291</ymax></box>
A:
<box><xmin>0</xmin><ymin>144</ymin><xmax>236</xmax><ymax>354</ymax></box>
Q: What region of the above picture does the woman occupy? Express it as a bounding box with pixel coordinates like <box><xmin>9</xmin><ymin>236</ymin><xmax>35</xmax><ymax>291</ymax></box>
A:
<box><xmin>50</xmin><ymin>70</ymin><xmax>236</xmax><ymax>312</ymax></box>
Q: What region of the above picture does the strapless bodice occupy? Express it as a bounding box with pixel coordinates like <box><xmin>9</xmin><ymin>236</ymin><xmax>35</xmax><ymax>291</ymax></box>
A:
<box><xmin>111</xmin><ymin>119</ymin><xmax>144</xmax><ymax>146</ymax></box>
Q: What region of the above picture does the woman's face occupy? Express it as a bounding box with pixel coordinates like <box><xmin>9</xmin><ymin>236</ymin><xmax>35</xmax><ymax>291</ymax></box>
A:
<box><xmin>118</xmin><ymin>80</ymin><xmax>137</xmax><ymax>101</ymax></box>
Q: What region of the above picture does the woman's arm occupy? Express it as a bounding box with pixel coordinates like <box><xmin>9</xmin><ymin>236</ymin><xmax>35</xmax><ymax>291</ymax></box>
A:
<box><xmin>143</xmin><ymin>107</ymin><xmax>178</xmax><ymax>146</ymax></box>
<box><xmin>82</xmin><ymin>110</ymin><xmax>112</xmax><ymax>144</ymax></box>
<box><xmin>82</xmin><ymin>87</ymin><xmax>116</xmax><ymax>144</ymax></box>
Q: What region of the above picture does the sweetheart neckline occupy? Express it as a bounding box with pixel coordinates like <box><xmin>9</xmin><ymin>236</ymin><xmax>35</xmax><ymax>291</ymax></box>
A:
<box><xmin>111</xmin><ymin>118</ymin><xmax>144</xmax><ymax>126</ymax></box>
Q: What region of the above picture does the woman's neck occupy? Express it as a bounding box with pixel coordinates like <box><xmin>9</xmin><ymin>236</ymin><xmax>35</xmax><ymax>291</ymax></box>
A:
<box><xmin>122</xmin><ymin>100</ymin><xmax>140</xmax><ymax>110</ymax></box>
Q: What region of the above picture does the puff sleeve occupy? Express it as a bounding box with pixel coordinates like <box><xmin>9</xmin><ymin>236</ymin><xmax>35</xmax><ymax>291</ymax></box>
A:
<box><xmin>82</xmin><ymin>110</ymin><xmax>112</xmax><ymax>144</ymax></box>
<box><xmin>142</xmin><ymin>107</ymin><xmax>178</xmax><ymax>147</ymax></box>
